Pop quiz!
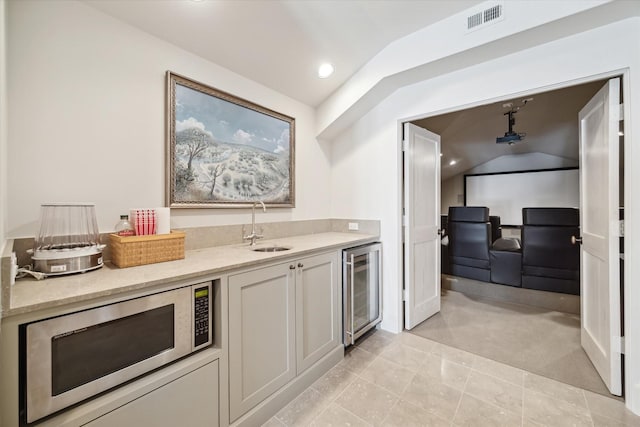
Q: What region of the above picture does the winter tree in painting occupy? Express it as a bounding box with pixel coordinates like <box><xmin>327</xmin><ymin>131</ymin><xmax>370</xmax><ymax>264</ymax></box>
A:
<box><xmin>168</xmin><ymin>76</ymin><xmax>294</xmax><ymax>206</ymax></box>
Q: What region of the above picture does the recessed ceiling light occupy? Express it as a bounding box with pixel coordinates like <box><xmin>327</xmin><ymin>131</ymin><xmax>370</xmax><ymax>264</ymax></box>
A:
<box><xmin>449</xmin><ymin>160</ymin><xmax>457</xmax><ymax>166</ymax></box>
<box><xmin>318</xmin><ymin>63</ymin><xmax>334</xmax><ymax>79</ymax></box>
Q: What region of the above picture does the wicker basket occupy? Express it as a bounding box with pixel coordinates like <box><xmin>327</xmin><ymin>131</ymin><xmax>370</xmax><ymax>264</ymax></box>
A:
<box><xmin>109</xmin><ymin>231</ymin><xmax>185</xmax><ymax>268</ymax></box>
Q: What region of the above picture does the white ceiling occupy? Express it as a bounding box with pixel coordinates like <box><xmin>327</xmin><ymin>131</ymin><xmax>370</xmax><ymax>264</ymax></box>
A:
<box><xmin>83</xmin><ymin>0</ymin><xmax>481</xmax><ymax>107</ymax></box>
<box><xmin>82</xmin><ymin>0</ymin><xmax>608</xmax><ymax>178</ymax></box>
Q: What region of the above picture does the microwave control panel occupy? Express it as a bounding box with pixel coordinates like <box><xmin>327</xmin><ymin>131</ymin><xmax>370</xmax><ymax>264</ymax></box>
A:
<box><xmin>193</xmin><ymin>285</ymin><xmax>211</xmax><ymax>349</ymax></box>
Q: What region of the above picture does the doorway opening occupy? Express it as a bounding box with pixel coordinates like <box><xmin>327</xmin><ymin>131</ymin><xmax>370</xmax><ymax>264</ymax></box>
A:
<box><xmin>402</xmin><ymin>77</ymin><xmax>625</xmax><ymax>399</ymax></box>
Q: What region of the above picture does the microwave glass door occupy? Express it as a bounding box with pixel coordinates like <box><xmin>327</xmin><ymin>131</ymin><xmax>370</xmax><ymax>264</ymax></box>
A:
<box><xmin>51</xmin><ymin>304</ymin><xmax>175</xmax><ymax>395</ymax></box>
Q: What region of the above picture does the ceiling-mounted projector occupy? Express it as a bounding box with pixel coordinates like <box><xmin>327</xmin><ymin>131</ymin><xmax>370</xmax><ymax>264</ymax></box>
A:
<box><xmin>496</xmin><ymin>109</ymin><xmax>526</xmax><ymax>145</ymax></box>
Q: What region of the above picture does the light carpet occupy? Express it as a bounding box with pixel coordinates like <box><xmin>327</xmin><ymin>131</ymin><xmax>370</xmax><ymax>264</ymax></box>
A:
<box><xmin>408</xmin><ymin>288</ymin><xmax>611</xmax><ymax>397</ymax></box>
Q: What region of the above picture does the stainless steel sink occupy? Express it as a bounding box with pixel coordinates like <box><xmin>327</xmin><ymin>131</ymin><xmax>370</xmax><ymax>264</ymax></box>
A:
<box><xmin>251</xmin><ymin>246</ymin><xmax>291</xmax><ymax>252</ymax></box>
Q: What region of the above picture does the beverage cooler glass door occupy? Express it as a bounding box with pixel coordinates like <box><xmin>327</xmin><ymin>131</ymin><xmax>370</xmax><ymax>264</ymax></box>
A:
<box><xmin>343</xmin><ymin>242</ymin><xmax>382</xmax><ymax>346</ymax></box>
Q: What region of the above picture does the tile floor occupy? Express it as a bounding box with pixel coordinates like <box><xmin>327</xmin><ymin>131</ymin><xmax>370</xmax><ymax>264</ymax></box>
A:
<box><xmin>263</xmin><ymin>330</ymin><xmax>640</xmax><ymax>426</ymax></box>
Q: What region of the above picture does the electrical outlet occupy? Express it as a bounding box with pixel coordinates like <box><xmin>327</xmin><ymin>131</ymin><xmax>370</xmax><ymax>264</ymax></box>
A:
<box><xmin>348</xmin><ymin>222</ymin><xmax>359</xmax><ymax>231</ymax></box>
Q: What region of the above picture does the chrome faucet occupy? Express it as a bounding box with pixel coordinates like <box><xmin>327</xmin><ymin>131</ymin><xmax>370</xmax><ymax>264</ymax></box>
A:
<box><xmin>243</xmin><ymin>201</ymin><xmax>266</xmax><ymax>246</ymax></box>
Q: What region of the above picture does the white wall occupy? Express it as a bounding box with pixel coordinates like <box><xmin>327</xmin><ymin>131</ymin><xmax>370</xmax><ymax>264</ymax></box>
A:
<box><xmin>330</xmin><ymin>17</ymin><xmax>640</xmax><ymax>412</ymax></box>
<box><xmin>330</xmin><ymin>117</ymin><xmax>401</xmax><ymax>330</ymax></box>
<box><xmin>6</xmin><ymin>0</ymin><xmax>331</xmax><ymax>238</ymax></box>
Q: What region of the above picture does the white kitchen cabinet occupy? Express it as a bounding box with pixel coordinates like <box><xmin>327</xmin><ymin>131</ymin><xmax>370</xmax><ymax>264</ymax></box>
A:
<box><xmin>228</xmin><ymin>261</ymin><xmax>296</xmax><ymax>422</ymax></box>
<box><xmin>84</xmin><ymin>359</ymin><xmax>219</xmax><ymax>427</ymax></box>
<box><xmin>296</xmin><ymin>251</ymin><xmax>340</xmax><ymax>374</ymax></box>
<box><xmin>228</xmin><ymin>251</ymin><xmax>339</xmax><ymax>423</ymax></box>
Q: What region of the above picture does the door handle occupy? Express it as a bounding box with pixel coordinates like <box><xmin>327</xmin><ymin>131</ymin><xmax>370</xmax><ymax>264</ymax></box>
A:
<box><xmin>571</xmin><ymin>235</ymin><xmax>583</xmax><ymax>245</ymax></box>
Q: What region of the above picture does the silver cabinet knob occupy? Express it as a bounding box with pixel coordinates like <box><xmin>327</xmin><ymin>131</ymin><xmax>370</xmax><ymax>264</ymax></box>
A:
<box><xmin>571</xmin><ymin>235</ymin><xmax>583</xmax><ymax>245</ymax></box>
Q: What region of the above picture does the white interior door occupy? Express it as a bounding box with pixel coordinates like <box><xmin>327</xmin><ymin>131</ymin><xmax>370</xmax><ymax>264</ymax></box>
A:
<box><xmin>403</xmin><ymin>123</ymin><xmax>441</xmax><ymax>330</ymax></box>
<box><xmin>579</xmin><ymin>77</ymin><xmax>622</xmax><ymax>396</ymax></box>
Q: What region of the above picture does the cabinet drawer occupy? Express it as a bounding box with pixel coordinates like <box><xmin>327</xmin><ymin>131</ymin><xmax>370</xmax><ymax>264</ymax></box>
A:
<box><xmin>84</xmin><ymin>360</ymin><xmax>219</xmax><ymax>427</ymax></box>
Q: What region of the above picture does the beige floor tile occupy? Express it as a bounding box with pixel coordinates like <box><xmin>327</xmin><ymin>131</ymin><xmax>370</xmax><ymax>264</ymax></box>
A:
<box><xmin>591</xmin><ymin>413</ymin><xmax>628</xmax><ymax>427</ymax></box>
<box><xmin>524</xmin><ymin>372</ymin><xmax>587</xmax><ymax>409</ymax></box>
<box><xmin>335</xmin><ymin>378</ymin><xmax>399</xmax><ymax>426</ymax></box>
<box><xmin>261</xmin><ymin>416</ymin><xmax>286</xmax><ymax>427</ymax></box>
<box><xmin>382</xmin><ymin>399</ymin><xmax>451</xmax><ymax>427</ymax></box>
<box><xmin>379</xmin><ymin>343</ymin><xmax>426</xmax><ymax>372</ymax></box>
<box><xmin>356</xmin><ymin>330</ymin><xmax>396</xmax><ymax>355</ymax></box>
<box><xmin>453</xmin><ymin>393</ymin><xmax>523</xmax><ymax>427</ymax></box>
<box><xmin>432</xmin><ymin>342</ymin><xmax>476</xmax><ymax>367</ymax></box>
<box><xmin>359</xmin><ymin>356</ymin><xmax>415</xmax><ymax>395</ymax></box>
<box><xmin>275</xmin><ymin>388</ymin><xmax>328</xmax><ymax>427</ymax></box>
<box><xmin>401</xmin><ymin>373</ymin><xmax>462</xmax><ymax>420</ymax></box>
<box><xmin>464</xmin><ymin>370</ymin><xmax>523</xmax><ymax>414</ymax></box>
<box><xmin>522</xmin><ymin>419</ymin><xmax>545</xmax><ymax>427</ymax></box>
<box><xmin>311</xmin><ymin>363</ymin><xmax>359</xmax><ymax>401</ymax></box>
<box><xmin>309</xmin><ymin>403</ymin><xmax>372</xmax><ymax>427</ymax></box>
<box><xmin>418</xmin><ymin>352</ymin><xmax>470</xmax><ymax>391</ymax></box>
<box><xmin>340</xmin><ymin>346</ymin><xmax>377</xmax><ymax>374</ymax></box>
<box><xmin>398</xmin><ymin>332</ymin><xmax>438</xmax><ymax>353</ymax></box>
<box><xmin>472</xmin><ymin>354</ymin><xmax>525</xmax><ymax>387</ymax></box>
<box><xmin>584</xmin><ymin>390</ymin><xmax>640</xmax><ymax>425</ymax></box>
<box><xmin>368</xmin><ymin>328</ymin><xmax>397</xmax><ymax>341</ymax></box>
<box><xmin>523</xmin><ymin>389</ymin><xmax>592</xmax><ymax>427</ymax></box>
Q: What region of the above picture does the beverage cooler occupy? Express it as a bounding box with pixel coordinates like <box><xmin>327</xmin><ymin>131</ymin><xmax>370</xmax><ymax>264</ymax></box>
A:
<box><xmin>342</xmin><ymin>242</ymin><xmax>382</xmax><ymax>346</ymax></box>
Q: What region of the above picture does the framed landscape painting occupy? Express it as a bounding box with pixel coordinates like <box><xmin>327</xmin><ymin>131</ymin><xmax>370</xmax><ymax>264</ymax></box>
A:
<box><xmin>166</xmin><ymin>72</ymin><xmax>295</xmax><ymax>208</ymax></box>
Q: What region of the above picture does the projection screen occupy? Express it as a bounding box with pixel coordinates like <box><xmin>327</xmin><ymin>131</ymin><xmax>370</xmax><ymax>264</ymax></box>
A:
<box><xmin>464</xmin><ymin>168</ymin><xmax>579</xmax><ymax>226</ymax></box>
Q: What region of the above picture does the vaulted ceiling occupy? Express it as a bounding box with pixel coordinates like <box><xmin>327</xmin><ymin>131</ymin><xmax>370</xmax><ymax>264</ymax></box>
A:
<box><xmin>83</xmin><ymin>0</ymin><xmax>481</xmax><ymax>107</ymax></box>
<box><xmin>413</xmin><ymin>80</ymin><xmax>607</xmax><ymax>179</ymax></box>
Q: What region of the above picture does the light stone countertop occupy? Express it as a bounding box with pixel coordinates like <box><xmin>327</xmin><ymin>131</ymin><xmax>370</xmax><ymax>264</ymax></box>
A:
<box><xmin>4</xmin><ymin>232</ymin><xmax>377</xmax><ymax>319</ymax></box>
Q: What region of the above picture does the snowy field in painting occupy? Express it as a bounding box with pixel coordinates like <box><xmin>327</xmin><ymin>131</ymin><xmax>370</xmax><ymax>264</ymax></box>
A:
<box><xmin>172</xmin><ymin>83</ymin><xmax>292</xmax><ymax>204</ymax></box>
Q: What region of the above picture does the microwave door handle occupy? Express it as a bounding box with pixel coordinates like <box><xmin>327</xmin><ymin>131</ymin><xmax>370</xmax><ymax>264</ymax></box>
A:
<box><xmin>350</xmin><ymin>253</ymin><xmax>356</xmax><ymax>346</ymax></box>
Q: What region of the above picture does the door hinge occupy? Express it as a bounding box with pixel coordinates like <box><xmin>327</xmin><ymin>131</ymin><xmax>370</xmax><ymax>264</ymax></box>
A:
<box><xmin>402</xmin><ymin>215</ymin><xmax>408</xmax><ymax>227</ymax></box>
<box><xmin>619</xmin><ymin>220</ymin><xmax>625</xmax><ymax>237</ymax></box>
<box><xmin>402</xmin><ymin>139</ymin><xmax>408</xmax><ymax>152</ymax></box>
<box><xmin>402</xmin><ymin>289</ymin><xmax>409</xmax><ymax>301</ymax></box>
<box><xmin>619</xmin><ymin>103</ymin><xmax>624</xmax><ymax>120</ymax></box>
<box><xmin>614</xmin><ymin>336</ymin><xmax>625</xmax><ymax>354</ymax></box>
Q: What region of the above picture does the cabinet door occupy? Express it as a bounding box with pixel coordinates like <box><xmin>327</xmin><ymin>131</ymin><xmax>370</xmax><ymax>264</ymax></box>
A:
<box><xmin>228</xmin><ymin>263</ymin><xmax>296</xmax><ymax>422</ymax></box>
<box><xmin>296</xmin><ymin>252</ymin><xmax>340</xmax><ymax>374</ymax></box>
<box><xmin>85</xmin><ymin>360</ymin><xmax>219</xmax><ymax>427</ymax></box>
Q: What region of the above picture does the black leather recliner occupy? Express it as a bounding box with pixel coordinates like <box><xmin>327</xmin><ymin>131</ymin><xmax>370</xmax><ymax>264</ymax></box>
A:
<box><xmin>448</xmin><ymin>206</ymin><xmax>491</xmax><ymax>282</ymax></box>
<box><xmin>521</xmin><ymin>208</ymin><xmax>580</xmax><ymax>295</ymax></box>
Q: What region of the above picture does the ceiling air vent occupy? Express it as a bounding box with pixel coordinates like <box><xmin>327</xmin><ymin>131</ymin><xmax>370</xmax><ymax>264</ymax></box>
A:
<box><xmin>466</xmin><ymin>2</ymin><xmax>504</xmax><ymax>32</ymax></box>
<box><xmin>467</xmin><ymin>12</ymin><xmax>483</xmax><ymax>30</ymax></box>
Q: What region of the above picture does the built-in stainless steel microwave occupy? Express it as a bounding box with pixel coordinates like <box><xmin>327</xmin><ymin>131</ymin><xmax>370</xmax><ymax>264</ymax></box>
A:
<box><xmin>21</xmin><ymin>282</ymin><xmax>212</xmax><ymax>424</ymax></box>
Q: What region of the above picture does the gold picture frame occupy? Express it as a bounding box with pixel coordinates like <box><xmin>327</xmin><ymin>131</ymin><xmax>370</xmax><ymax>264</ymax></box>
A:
<box><xmin>166</xmin><ymin>72</ymin><xmax>295</xmax><ymax>208</ymax></box>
